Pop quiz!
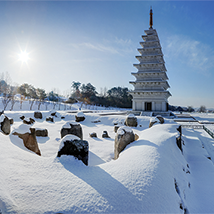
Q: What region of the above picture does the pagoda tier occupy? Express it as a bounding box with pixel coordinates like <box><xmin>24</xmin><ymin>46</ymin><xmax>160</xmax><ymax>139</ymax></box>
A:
<box><xmin>129</xmin><ymin>11</ymin><xmax>171</xmax><ymax>112</ymax></box>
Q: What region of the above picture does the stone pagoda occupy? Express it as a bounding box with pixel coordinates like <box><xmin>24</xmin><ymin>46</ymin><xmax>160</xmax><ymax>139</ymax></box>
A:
<box><xmin>129</xmin><ymin>8</ymin><xmax>171</xmax><ymax>113</ymax></box>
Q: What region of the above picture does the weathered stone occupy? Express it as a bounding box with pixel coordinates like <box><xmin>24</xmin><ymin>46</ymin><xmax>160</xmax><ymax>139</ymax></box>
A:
<box><xmin>23</xmin><ymin>118</ymin><xmax>35</xmax><ymax>125</ymax></box>
<box><xmin>114</xmin><ymin>125</ymin><xmax>120</xmax><ymax>133</ymax></box>
<box><xmin>61</xmin><ymin>116</ymin><xmax>65</xmax><ymax>119</ymax></box>
<box><xmin>34</xmin><ymin>111</ymin><xmax>43</xmax><ymax>119</ymax></box>
<box><xmin>114</xmin><ymin>126</ymin><xmax>135</xmax><ymax>159</ymax></box>
<box><xmin>1</xmin><ymin>116</ymin><xmax>11</xmax><ymax>135</ymax></box>
<box><xmin>35</xmin><ymin>129</ymin><xmax>48</xmax><ymax>137</ymax></box>
<box><xmin>75</xmin><ymin>116</ymin><xmax>85</xmax><ymax>122</ymax></box>
<box><xmin>13</xmin><ymin>128</ymin><xmax>41</xmax><ymax>156</ymax></box>
<box><xmin>10</xmin><ymin>118</ymin><xmax>14</xmax><ymax>125</ymax></box>
<box><xmin>176</xmin><ymin>136</ymin><xmax>182</xmax><ymax>152</ymax></box>
<box><xmin>46</xmin><ymin>117</ymin><xmax>54</xmax><ymax>122</ymax></box>
<box><xmin>156</xmin><ymin>115</ymin><xmax>164</xmax><ymax>124</ymax></box>
<box><xmin>91</xmin><ymin>120</ymin><xmax>101</xmax><ymax>123</ymax></box>
<box><xmin>102</xmin><ymin>130</ymin><xmax>110</xmax><ymax>138</ymax></box>
<box><xmin>149</xmin><ymin>121</ymin><xmax>157</xmax><ymax>128</ymax></box>
<box><xmin>135</xmin><ymin>134</ymin><xmax>139</xmax><ymax>141</ymax></box>
<box><xmin>20</xmin><ymin>116</ymin><xmax>25</xmax><ymax>120</ymax></box>
<box><xmin>177</xmin><ymin>125</ymin><xmax>182</xmax><ymax>136</ymax></box>
<box><xmin>125</xmin><ymin>114</ymin><xmax>138</xmax><ymax>127</ymax></box>
<box><xmin>149</xmin><ymin>117</ymin><xmax>159</xmax><ymax>128</ymax></box>
<box><xmin>89</xmin><ymin>132</ymin><xmax>97</xmax><ymax>138</ymax></box>
<box><xmin>51</xmin><ymin>112</ymin><xmax>56</xmax><ymax>117</ymax></box>
<box><xmin>57</xmin><ymin>136</ymin><xmax>88</xmax><ymax>165</ymax></box>
<box><xmin>61</xmin><ymin>122</ymin><xmax>83</xmax><ymax>139</ymax></box>
<box><xmin>75</xmin><ymin>112</ymin><xmax>85</xmax><ymax>122</ymax></box>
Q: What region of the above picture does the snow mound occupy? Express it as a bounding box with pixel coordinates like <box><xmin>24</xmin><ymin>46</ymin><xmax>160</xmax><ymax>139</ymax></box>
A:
<box><xmin>12</xmin><ymin>123</ymin><xmax>31</xmax><ymax>134</ymax></box>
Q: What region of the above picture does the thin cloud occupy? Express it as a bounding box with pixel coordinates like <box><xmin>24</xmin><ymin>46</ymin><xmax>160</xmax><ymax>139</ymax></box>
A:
<box><xmin>69</xmin><ymin>42</ymin><xmax>119</xmax><ymax>54</ymax></box>
<box><xmin>164</xmin><ymin>35</ymin><xmax>214</xmax><ymax>73</ymax></box>
<box><xmin>69</xmin><ymin>37</ymin><xmax>134</xmax><ymax>56</ymax></box>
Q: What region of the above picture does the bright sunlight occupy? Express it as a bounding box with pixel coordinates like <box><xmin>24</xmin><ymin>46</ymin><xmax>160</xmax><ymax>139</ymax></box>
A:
<box><xmin>18</xmin><ymin>51</ymin><xmax>29</xmax><ymax>63</ymax></box>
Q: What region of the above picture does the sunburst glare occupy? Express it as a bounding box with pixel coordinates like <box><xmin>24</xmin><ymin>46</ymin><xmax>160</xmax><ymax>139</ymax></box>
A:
<box><xmin>18</xmin><ymin>51</ymin><xmax>29</xmax><ymax>63</ymax></box>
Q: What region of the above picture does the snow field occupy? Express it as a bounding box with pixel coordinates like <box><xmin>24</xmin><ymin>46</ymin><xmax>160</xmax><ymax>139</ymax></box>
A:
<box><xmin>1</xmin><ymin>111</ymin><xmax>214</xmax><ymax>213</ymax></box>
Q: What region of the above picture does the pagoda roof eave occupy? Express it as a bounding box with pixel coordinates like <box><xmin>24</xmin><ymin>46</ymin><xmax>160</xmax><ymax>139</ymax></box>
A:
<box><xmin>138</xmin><ymin>47</ymin><xmax>162</xmax><ymax>51</ymax></box>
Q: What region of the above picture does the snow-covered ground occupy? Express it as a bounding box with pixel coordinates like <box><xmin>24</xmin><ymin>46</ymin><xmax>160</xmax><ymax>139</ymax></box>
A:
<box><xmin>1</xmin><ymin>109</ymin><xmax>214</xmax><ymax>213</ymax></box>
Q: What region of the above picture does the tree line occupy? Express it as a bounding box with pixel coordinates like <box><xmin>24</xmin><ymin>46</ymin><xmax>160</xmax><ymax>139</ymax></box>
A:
<box><xmin>0</xmin><ymin>72</ymin><xmax>133</xmax><ymax>110</ymax></box>
<box><xmin>70</xmin><ymin>81</ymin><xmax>132</xmax><ymax>108</ymax></box>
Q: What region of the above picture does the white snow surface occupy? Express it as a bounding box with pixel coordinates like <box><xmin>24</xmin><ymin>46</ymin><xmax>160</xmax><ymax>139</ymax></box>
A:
<box><xmin>1</xmin><ymin>111</ymin><xmax>214</xmax><ymax>213</ymax></box>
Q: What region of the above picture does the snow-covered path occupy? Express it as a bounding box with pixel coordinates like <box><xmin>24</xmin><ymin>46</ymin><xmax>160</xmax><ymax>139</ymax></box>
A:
<box><xmin>182</xmin><ymin>128</ymin><xmax>214</xmax><ymax>213</ymax></box>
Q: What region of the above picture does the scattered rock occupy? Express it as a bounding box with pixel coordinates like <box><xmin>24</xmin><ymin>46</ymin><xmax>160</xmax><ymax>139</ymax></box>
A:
<box><xmin>125</xmin><ymin>114</ymin><xmax>138</xmax><ymax>127</ymax></box>
<box><xmin>176</xmin><ymin>136</ymin><xmax>182</xmax><ymax>152</ymax></box>
<box><xmin>46</xmin><ymin>117</ymin><xmax>54</xmax><ymax>122</ymax></box>
<box><xmin>23</xmin><ymin>118</ymin><xmax>35</xmax><ymax>125</ymax></box>
<box><xmin>57</xmin><ymin>135</ymin><xmax>88</xmax><ymax>165</ymax></box>
<box><xmin>156</xmin><ymin>115</ymin><xmax>164</xmax><ymax>124</ymax></box>
<box><xmin>61</xmin><ymin>122</ymin><xmax>83</xmax><ymax>139</ymax></box>
<box><xmin>20</xmin><ymin>116</ymin><xmax>25</xmax><ymax>120</ymax></box>
<box><xmin>102</xmin><ymin>130</ymin><xmax>110</xmax><ymax>138</ymax></box>
<box><xmin>89</xmin><ymin>132</ymin><xmax>97</xmax><ymax>138</ymax></box>
<box><xmin>13</xmin><ymin>128</ymin><xmax>41</xmax><ymax>156</ymax></box>
<box><xmin>0</xmin><ymin>115</ymin><xmax>12</xmax><ymax>135</ymax></box>
<box><xmin>51</xmin><ymin>112</ymin><xmax>56</xmax><ymax>117</ymax></box>
<box><xmin>61</xmin><ymin>116</ymin><xmax>65</xmax><ymax>119</ymax></box>
<box><xmin>135</xmin><ymin>134</ymin><xmax>139</xmax><ymax>141</ymax></box>
<box><xmin>149</xmin><ymin>117</ymin><xmax>159</xmax><ymax>128</ymax></box>
<box><xmin>75</xmin><ymin>112</ymin><xmax>85</xmax><ymax>122</ymax></box>
<box><xmin>91</xmin><ymin>120</ymin><xmax>101</xmax><ymax>123</ymax></box>
<box><xmin>34</xmin><ymin>111</ymin><xmax>43</xmax><ymax>119</ymax></box>
<box><xmin>35</xmin><ymin>128</ymin><xmax>48</xmax><ymax>137</ymax></box>
<box><xmin>114</xmin><ymin>126</ymin><xmax>135</xmax><ymax>159</ymax></box>
<box><xmin>9</xmin><ymin>118</ymin><xmax>14</xmax><ymax>125</ymax></box>
<box><xmin>114</xmin><ymin>125</ymin><xmax>120</xmax><ymax>133</ymax></box>
<box><xmin>177</xmin><ymin>125</ymin><xmax>182</xmax><ymax>136</ymax></box>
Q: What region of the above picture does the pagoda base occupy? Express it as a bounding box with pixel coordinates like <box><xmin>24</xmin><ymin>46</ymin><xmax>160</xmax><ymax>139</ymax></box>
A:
<box><xmin>132</xmin><ymin>99</ymin><xmax>169</xmax><ymax>112</ymax></box>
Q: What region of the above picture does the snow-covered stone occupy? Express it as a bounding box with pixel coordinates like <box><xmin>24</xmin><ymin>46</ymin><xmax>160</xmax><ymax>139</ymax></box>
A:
<box><xmin>75</xmin><ymin>111</ymin><xmax>85</xmax><ymax>122</ymax></box>
<box><xmin>0</xmin><ymin>115</ymin><xmax>13</xmax><ymax>135</ymax></box>
<box><xmin>125</xmin><ymin>114</ymin><xmax>138</xmax><ymax>127</ymax></box>
<box><xmin>61</xmin><ymin>121</ymin><xmax>83</xmax><ymax>139</ymax></box>
<box><xmin>114</xmin><ymin>126</ymin><xmax>135</xmax><ymax>159</ymax></box>
<box><xmin>34</xmin><ymin>111</ymin><xmax>43</xmax><ymax>119</ymax></box>
<box><xmin>12</xmin><ymin>128</ymin><xmax>41</xmax><ymax>156</ymax></box>
<box><xmin>58</xmin><ymin>134</ymin><xmax>88</xmax><ymax>165</ymax></box>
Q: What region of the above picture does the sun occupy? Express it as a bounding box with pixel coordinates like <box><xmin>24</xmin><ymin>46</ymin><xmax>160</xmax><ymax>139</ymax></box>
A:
<box><xmin>18</xmin><ymin>51</ymin><xmax>29</xmax><ymax>63</ymax></box>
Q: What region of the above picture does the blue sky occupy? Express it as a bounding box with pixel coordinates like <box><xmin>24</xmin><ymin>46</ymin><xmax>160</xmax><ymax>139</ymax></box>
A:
<box><xmin>0</xmin><ymin>1</ymin><xmax>214</xmax><ymax>108</ymax></box>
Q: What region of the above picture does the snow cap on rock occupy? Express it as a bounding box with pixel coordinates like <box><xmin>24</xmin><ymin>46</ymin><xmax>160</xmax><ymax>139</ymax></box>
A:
<box><xmin>76</xmin><ymin>111</ymin><xmax>85</xmax><ymax>117</ymax></box>
<box><xmin>150</xmin><ymin>117</ymin><xmax>159</xmax><ymax>123</ymax></box>
<box><xmin>127</xmin><ymin>114</ymin><xmax>136</xmax><ymax>118</ymax></box>
<box><xmin>59</xmin><ymin>134</ymin><xmax>81</xmax><ymax>150</ymax></box>
<box><xmin>117</xmin><ymin>126</ymin><xmax>133</xmax><ymax>135</ymax></box>
<box><xmin>62</xmin><ymin>121</ymin><xmax>79</xmax><ymax>129</ymax></box>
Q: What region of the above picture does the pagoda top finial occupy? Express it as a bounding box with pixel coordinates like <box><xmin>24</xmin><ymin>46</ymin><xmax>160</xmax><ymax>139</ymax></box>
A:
<box><xmin>149</xmin><ymin>7</ymin><xmax>153</xmax><ymax>29</ymax></box>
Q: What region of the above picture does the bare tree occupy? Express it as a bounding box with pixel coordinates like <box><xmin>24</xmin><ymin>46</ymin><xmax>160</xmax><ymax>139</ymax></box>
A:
<box><xmin>198</xmin><ymin>105</ymin><xmax>206</xmax><ymax>113</ymax></box>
